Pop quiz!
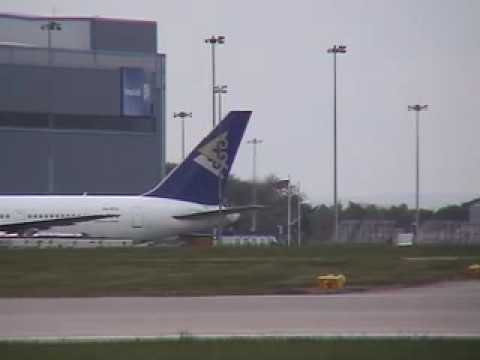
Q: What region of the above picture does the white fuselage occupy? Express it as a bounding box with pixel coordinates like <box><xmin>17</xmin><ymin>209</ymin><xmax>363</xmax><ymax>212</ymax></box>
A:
<box><xmin>0</xmin><ymin>196</ymin><xmax>219</xmax><ymax>242</ymax></box>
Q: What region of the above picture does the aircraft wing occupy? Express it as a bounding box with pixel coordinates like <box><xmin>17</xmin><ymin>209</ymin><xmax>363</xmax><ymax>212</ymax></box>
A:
<box><xmin>0</xmin><ymin>214</ymin><xmax>119</xmax><ymax>234</ymax></box>
<box><xmin>173</xmin><ymin>205</ymin><xmax>264</xmax><ymax>220</ymax></box>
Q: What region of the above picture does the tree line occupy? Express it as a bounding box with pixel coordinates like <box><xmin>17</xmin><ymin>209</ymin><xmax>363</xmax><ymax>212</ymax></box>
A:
<box><xmin>166</xmin><ymin>164</ymin><xmax>472</xmax><ymax>243</ymax></box>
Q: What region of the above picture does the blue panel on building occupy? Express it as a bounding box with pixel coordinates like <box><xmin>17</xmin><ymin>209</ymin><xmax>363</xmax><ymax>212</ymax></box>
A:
<box><xmin>121</xmin><ymin>67</ymin><xmax>152</xmax><ymax>117</ymax></box>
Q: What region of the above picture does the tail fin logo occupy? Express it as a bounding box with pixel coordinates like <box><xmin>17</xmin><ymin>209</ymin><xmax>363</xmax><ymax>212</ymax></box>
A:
<box><xmin>194</xmin><ymin>132</ymin><xmax>229</xmax><ymax>178</ymax></box>
<box><xmin>142</xmin><ymin>111</ymin><xmax>251</xmax><ymax>204</ymax></box>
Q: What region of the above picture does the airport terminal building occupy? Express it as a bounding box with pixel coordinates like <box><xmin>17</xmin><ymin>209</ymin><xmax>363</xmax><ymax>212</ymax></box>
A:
<box><xmin>0</xmin><ymin>13</ymin><xmax>166</xmax><ymax>195</ymax></box>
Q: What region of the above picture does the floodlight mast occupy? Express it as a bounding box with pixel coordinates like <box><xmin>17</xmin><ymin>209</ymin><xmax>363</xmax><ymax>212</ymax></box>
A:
<box><xmin>204</xmin><ymin>36</ymin><xmax>225</xmax><ymax>129</ymax></box>
<box><xmin>205</xmin><ymin>35</ymin><xmax>225</xmax><ymax>245</ymax></box>
<box><xmin>408</xmin><ymin>104</ymin><xmax>428</xmax><ymax>244</ymax></box>
<box><xmin>214</xmin><ymin>85</ymin><xmax>228</xmax><ymax>122</ymax></box>
<box><xmin>327</xmin><ymin>44</ymin><xmax>347</xmax><ymax>242</ymax></box>
<box><xmin>41</xmin><ymin>19</ymin><xmax>62</xmax><ymax>195</ymax></box>
<box><xmin>247</xmin><ymin>138</ymin><xmax>263</xmax><ymax>233</ymax></box>
<box><xmin>173</xmin><ymin>112</ymin><xmax>193</xmax><ymax>160</ymax></box>
<box><xmin>298</xmin><ymin>197</ymin><xmax>309</xmax><ymax>247</ymax></box>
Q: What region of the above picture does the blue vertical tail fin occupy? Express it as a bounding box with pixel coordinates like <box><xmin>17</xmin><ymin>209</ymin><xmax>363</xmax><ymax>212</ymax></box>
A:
<box><xmin>143</xmin><ymin>111</ymin><xmax>252</xmax><ymax>205</ymax></box>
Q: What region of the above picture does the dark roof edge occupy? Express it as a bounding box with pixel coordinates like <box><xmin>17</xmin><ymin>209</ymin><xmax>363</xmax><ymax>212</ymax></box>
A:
<box><xmin>0</xmin><ymin>12</ymin><xmax>156</xmax><ymax>25</ymax></box>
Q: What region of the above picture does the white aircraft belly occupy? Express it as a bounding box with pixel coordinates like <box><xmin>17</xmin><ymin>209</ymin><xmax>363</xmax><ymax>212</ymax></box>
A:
<box><xmin>0</xmin><ymin>196</ymin><xmax>213</xmax><ymax>242</ymax></box>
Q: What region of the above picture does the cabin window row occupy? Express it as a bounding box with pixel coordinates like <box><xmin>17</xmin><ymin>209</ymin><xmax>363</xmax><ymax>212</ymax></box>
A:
<box><xmin>26</xmin><ymin>214</ymin><xmax>84</xmax><ymax>219</ymax></box>
<box><xmin>0</xmin><ymin>213</ymin><xmax>86</xmax><ymax>220</ymax></box>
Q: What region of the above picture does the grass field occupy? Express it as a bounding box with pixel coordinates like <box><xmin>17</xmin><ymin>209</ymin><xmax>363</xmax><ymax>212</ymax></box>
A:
<box><xmin>1</xmin><ymin>338</ymin><xmax>480</xmax><ymax>360</ymax></box>
<box><xmin>1</xmin><ymin>245</ymin><xmax>480</xmax><ymax>297</ymax></box>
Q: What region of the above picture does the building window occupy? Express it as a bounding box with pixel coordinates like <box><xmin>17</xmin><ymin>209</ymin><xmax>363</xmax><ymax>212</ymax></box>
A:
<box><xmin>54</xmin><ymin>114</ymin><xmax>156</xmax><ymax>132</ymax></box>
<box><xmin>0</xmin><ymin>111</ymin><xmax>156</xmax><ymax>133</ymax></box>
<box><xmin>0</xmin><ymin>112</ymin><xmax>49</xmax><ymax>128</ymax></box>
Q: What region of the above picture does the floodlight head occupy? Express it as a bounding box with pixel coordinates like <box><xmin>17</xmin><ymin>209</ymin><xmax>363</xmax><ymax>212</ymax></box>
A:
<box><xmin>41</xmin><ymin>20</ymin><xmax>62</xmax><ymax>31</ymax></box>
<box><xmin>408</xmin><ymin>104</ymin><xmax>429</xmax><ymax>111</ymax></box>
<box><xmin>247</xmin><ymin>138</ymin><xmax>263</xmax><ymax>145</ymax></box>
<box><xmin>174</xmin><ymin>111</ymin><xmax>192</xmax><ymax>118</ymax></box>
<box><xmin>205</xmin><ymin>35</ymin><xmax>225</xmax><ymax>44</ymax></box>
<box><xmin>214</xmin><ymin>85</ymin><xmax>228</xmax><ymax>94</ymax></box>
<box><xmin>327</xmin><ymin>44</ymin><xmax>347</xmax><ymax>54</ymax></box>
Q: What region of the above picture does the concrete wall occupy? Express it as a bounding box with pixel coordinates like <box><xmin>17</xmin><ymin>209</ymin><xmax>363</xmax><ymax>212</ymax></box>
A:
<box><xmin>338</xmin><ymin>219</ymin><xmax>480</xmax><ymax>245</ymax></box>
<box><xmin>0</xmin><ymin>64</ymin><xmax>122</xmax><ymax>116</ymax></box>
<box><xmin>0</xmin><ymin>16</ymin><xmax>91</xmax><ymax>50</ymax></box>
<box><xmin>338</xmin><ymin>220</ymin><xmax>396</xmax><ymax>243</ymax></box>
<box><xmin>0</xmin><ymin>64</ymin><xmax>50</xmax><ymax>113</ymax></box>
<box><xmin>418</xmin><ymin>221</ymin><xmax>480</xmax><ymax>245</ymax></box>
<box><xmin>0</xmin><ymin>129</ymin><xmax>162</xmax><ymax>194</ymax></box>
<box><xmin>0</xmin><ymin>14</ymin><xmax>157</xmax><ymax>53</ymax></box>
<box><xmin>0</xmin><ymin>45</ymin><xmax>160</xmax><ymax>72</ymax></box>
<box><xmin>92</xmin><ymin>19</ymin><xmax>157</xmax><ymax>53</ymax></box>
<box><xmin>469</xmin><ymin>204</ymin><xmax>480</xmax><ymax>224</ymax></box>
<box><xmin>0</xmin><ymin>15</ymin><xmax>166</xmax><ymax>195</ymax></box>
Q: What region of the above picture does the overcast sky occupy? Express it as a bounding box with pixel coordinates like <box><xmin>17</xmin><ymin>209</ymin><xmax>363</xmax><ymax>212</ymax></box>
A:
<box><xmin>5</xmin><ymin>0</ymin><xmax>480</xmax><ymax>207</ymax></box>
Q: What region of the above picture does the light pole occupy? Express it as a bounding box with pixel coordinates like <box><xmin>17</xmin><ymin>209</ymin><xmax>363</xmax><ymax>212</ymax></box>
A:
<box><xmin>247</xmin><ymin>138</ymin><xmax>263</xmax><ymax>232</ymax></box>
<box><xmin>173</xmin><ymin>112</ymin><xmax>192</xmax><ymax>160</ymax></box>
<box><xmin>297</xmin><ymin>187</ymin><xmax>307</xmax><ymax>247</ymax></box>
<box><xmin>41</xmin><ymin>19</ymin><xmax>62</xmax><ymax>64</ymax></box>
<box><xmin>213</xmin><ymin>83</ymin><xmax>227</xmax><ymax>245</ymax></box>
<box><xmin>408</xmin><ymin>104</ymin><xmax>429</xmax><ymax>244</ymax></box>
<box><xmin>327</xmin><ymin>44</ymin><xmax>347</xmax><ymax>242</ymax></box>
<box><xmin>298</xmin><ymin>197</ymin><xmax>301</xmax><ymax>247</ymax></box>
<box><xmin>204</xmin><ymin>35</ymin><xmax>225</xmax><ymax>128</ymax></box>
<box><xmin>214</xmin><ymin>85</ymin><xmax>228</xmax><ymax>123</ymax></box>
<box><xmin>41</xmin><ymin>19</ymin><xmax>62</xmax><ymax>194</ymax></box>
<box><xmin>287</xmin><ymin>176</ymin><xmax>292</xmax><ymax>247</ymax></box>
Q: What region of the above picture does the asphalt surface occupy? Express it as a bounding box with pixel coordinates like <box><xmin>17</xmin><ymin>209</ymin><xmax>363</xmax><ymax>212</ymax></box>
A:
<box><xmin>1</xmin><ymin>281</ymin><xmax>480</xmax><ymax>339</ymax></box>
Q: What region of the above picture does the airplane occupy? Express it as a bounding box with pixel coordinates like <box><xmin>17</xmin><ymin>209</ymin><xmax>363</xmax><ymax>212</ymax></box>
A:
<box><xmin>0</xmin><ymin>111</ymin><xmax>259</xmax><ymax>243</ymax></box>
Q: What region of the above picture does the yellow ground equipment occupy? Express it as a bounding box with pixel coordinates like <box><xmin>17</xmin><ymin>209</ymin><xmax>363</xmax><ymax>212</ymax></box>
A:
<box><xmin>317</xmin><ymin>274</ymin><xmax>346</xmax><ymax>289</ymax></box>
<box><xmin>467</xmin><ymin>264</ymin><xmax>480</xmax><ymax>276</ymax></box>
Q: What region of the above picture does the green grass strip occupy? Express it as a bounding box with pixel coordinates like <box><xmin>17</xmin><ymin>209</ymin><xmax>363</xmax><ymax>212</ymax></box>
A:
<box><xmin>1</xmin><ymin>245</ymin><xmax>480</xmax><ymax>297</ymax></box>
<box><xmin>1</xmin><ymin>338</ymin><xmax>480</xmax><ymax>360</ymax></box>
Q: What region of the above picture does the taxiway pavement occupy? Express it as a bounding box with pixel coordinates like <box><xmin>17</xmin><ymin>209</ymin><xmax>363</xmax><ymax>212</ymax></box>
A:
<box><xmin>1</xmin><ymin>281</ymin><xmax>479</xmax><ymax>339</ymax></box>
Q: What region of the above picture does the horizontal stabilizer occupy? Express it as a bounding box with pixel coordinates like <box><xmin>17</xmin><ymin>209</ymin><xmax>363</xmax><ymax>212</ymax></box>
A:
<box><xmin>173</xmin><ymin>205</ymin><xmax>264</xmax><ymax>220</ymax></box>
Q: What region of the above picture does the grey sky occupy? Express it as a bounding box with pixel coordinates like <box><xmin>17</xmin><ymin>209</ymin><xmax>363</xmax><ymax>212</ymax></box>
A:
<box><xmin>5</xmin><ymin>0</ymin><xmax>480</xmax><ymax>207</ymax></box>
